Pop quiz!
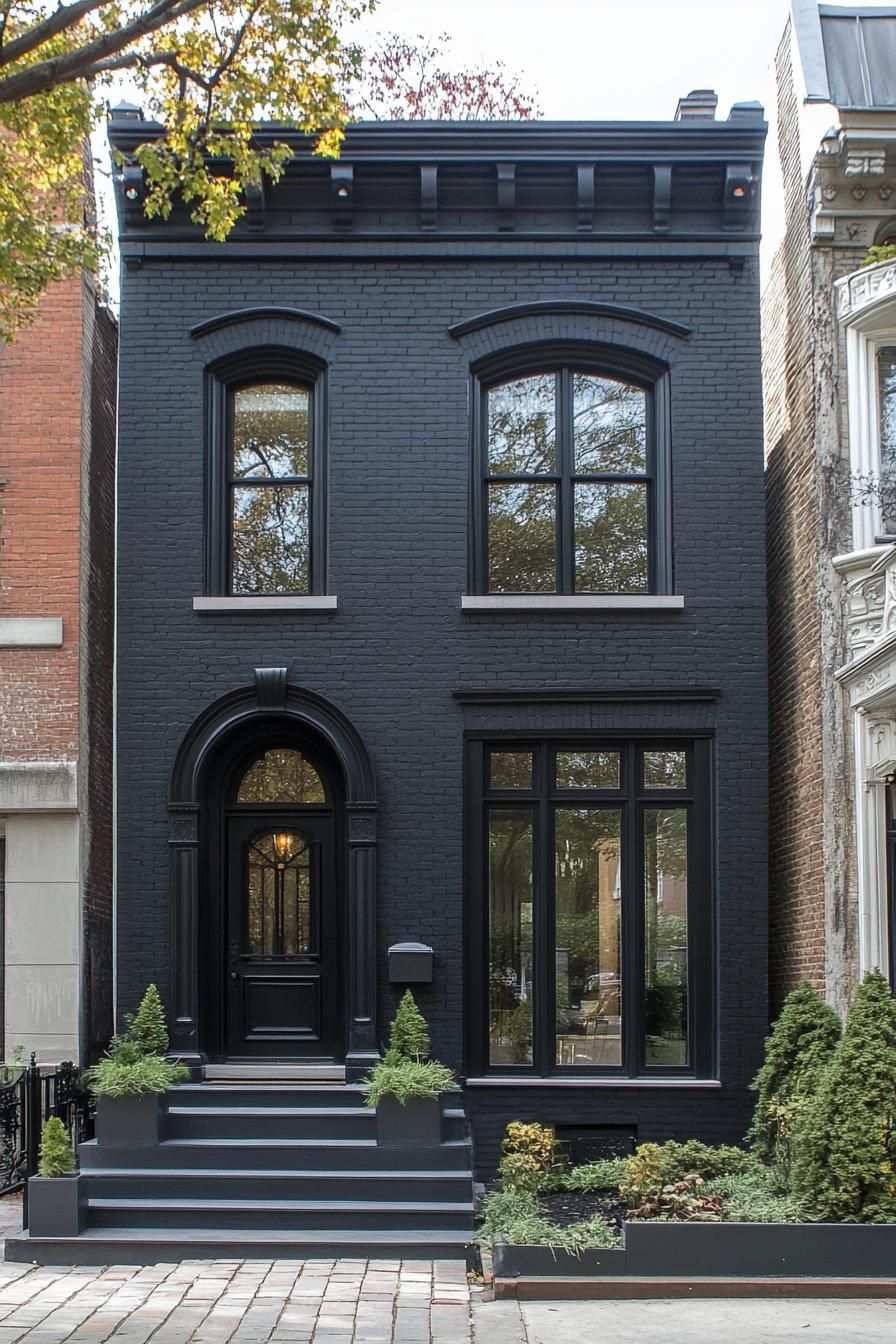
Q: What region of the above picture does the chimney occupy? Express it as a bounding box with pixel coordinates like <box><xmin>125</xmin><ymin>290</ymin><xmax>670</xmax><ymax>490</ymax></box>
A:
<box><xmin>675</xmin><ymin>89</ymin><xmax>718</xmax><ymax>122</ymax></box>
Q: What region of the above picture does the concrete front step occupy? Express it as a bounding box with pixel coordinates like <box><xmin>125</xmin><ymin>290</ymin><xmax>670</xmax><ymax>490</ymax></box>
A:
<box><xmin>6</xmin><ymin>1226</ymin><xmax>476</xmax><ymax>1266</ymax></box>
<box><xmin>88</xmin><ymin>1197</ymin><xmax>476</xmax><ymax>1233</ymax></box>
<box><xmin>78</xmin><ymin>1136</ymin><xmax>474</xmax><ymax>1172</ymax></box>
<box><xmin>82</xmin><ymin>1167</ymin><xmax>474</xmax><ymax>1202</ymax></box>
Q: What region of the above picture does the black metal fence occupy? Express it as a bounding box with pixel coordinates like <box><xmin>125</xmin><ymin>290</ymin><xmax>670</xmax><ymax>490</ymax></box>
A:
<box><xmin>0</xmin><ymin>1057</ymin><xmax>94</xmax><ymax>1209</ymax></box>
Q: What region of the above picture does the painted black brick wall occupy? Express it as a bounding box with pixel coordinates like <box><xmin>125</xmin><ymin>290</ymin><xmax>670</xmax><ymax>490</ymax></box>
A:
<box><xmin>116</xmin><ymin>247</ymin><xmax>767</xmax><ymax>1171</ymax></box>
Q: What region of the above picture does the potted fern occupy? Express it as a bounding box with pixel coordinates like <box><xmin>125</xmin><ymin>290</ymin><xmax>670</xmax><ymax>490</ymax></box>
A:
<box><xmin>363</xmin><ymin>991</ymin><xmax>455</xmax><ymax>1146</ymax></box>
<box><xmin>27</xmin><ymin>1117</ymin><xmax>83</xmax><ymax>1238</ymax></box>
<box><xmin>87</xmin><ymin>985</ymin><xmax>189</xmax><ymax>1146</ymax></box>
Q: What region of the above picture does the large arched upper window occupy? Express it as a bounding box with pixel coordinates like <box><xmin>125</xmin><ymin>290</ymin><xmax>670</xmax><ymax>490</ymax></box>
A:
<box><xmin>473</xmin><ymin>352</ymin><xmax>670</xmax><ymax>595</ymax></box>
<box><xmin>205</xmin><ymin>349</ymin><xmax>327</xmax><ymax>598</ymax></box>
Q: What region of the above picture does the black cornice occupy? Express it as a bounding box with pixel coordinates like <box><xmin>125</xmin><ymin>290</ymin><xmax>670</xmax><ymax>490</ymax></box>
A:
<box><xmin>108</xmin><ymin>117</ymin><xmax>767</xmax><ymax>162</ymax></box>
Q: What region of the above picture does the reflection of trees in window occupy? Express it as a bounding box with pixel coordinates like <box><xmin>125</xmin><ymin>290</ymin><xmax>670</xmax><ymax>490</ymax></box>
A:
<box><xmin>488</xmin><ymin>810</ymin><xmax>534</xmax><ymax>1065</ymax></box>
<box><xmin>230</xmin><ymin>382</ymin><xmax>312</xmax><ymax>594</ymax></box>
<box><xmin>644</xmin><ymin>807</ymin><xmax>688</xmax><ymax>1066</ymax></box>
<box><xmin>483</xmin><ymin>369</ymin><xmax>650</xmax><ymax>593</ymax></box>
<box><xmin>237</xmin><ymin>748</ymin><xmax>325</xmax><ymax>804</ymax></box>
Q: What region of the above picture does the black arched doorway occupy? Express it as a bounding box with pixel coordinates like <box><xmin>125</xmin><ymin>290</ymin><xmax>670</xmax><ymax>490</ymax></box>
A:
<box><xmin>168</xmin><ymin>670</ymin><xmax>379</xmax><ymax>1079</ymax></box>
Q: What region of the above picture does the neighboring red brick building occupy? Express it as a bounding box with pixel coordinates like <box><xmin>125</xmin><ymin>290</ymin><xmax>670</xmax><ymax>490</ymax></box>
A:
<box><xmin>0</xmin><ymin>270</ymin><xmax>116</xmax><ymax>1063</ymax></box>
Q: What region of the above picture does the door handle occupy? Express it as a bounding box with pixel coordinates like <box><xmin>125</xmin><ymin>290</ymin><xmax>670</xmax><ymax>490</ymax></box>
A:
<box><xmin>229</xmin><ymin>970</ymin><xmax>238</xmax><ymax>982</ymax></box>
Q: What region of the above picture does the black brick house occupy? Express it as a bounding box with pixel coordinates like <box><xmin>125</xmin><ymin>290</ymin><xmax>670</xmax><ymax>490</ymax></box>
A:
<box><xmin>109</xmin><ymin>97</ymin><xmax>768</xmax><ymax>1183</ymax></box>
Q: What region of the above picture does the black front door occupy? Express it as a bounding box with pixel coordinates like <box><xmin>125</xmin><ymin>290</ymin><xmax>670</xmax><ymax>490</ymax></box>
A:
<box><xmin>225</xmin><ymin>812</ymin><xmax>339</xmax><ymax>1058</ymax></box>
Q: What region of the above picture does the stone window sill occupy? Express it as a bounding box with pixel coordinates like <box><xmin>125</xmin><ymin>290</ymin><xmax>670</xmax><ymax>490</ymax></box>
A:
<box><xmin>193</xmin><ymin>596</ymin><xmax>338</xmax><ymax>613</ymax></box>
<box><xmin>460</xmin><ymin>594</ymin><xmax>685</xmax><ymax>612</ymax></box>
<box><xmin>0</xmin><ymin>617</ymin><xmax>63</xmax><ymax>647</ymax></box>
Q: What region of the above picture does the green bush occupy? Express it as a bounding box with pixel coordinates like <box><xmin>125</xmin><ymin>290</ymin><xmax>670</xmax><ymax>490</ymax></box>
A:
<box><xmin>86</xmin><ymin>1054</ymin><xmax>190</xmax><ymax>1098</ymax></box>
<box><xmin>125</xmin><ymin>984</ymin><xmax>169</xmax><ymax>1056</ymax></box>
<box><xmin>862</xmin><ymin>243</ymin><xmax>896</xmax><ymax>268</ymax></box>
<box><xmin>705</xmin><ymin>1168</ymin><xmax>803</xmax><ymax>1224</ymax></box>
<box><xmin>498</xmin><ymin>1122</ymin><xmax>556</xmax><ymax>1193</ymax></box>
<box><xmin>388</xmin><ymin>990</ymin><xmax>430</xmax><ymax>1062</ymax></box>
<box><xmin>37</xmin><ymin>1116</ymin><xmax>75</xmax><ymax>1177</ymax></box>
<box><xmin>748</xmin><ymin>982</ymin><xmax>841</xmax><ymax>1185</ymax></box>
<box><xmin>479</xmin><ymin>1186</ymin><xmax>618</xmax><ymax>1251</ymax></box>
<box><xmin>362</xmin><ymin>1057</ymin><xmax>455</xmax><ymax>1108</ymax></box>
<box><xmin>552</xmin><ymin>1158</ymin><xmax>629</xmax><ymax>1193</ymax></box>
<box><xmin>620</xmin><ymin>1140</ymin><xmax>750</xmax><ymax>1203</ymax></box>
<box><xmin>627</xmin><ymin>1174</ymin><xmax>724</xmax><ymax>1223</ymax></box>
<box><xmin>791</xmin><ymin>970</ymin><xmax>896</xmax><ymax>1223</ymax></box>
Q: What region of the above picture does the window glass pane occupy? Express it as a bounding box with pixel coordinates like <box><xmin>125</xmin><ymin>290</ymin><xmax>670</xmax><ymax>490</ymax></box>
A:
<box><xmin>247</xmin><ymin>831</ymin><xmax>312</xmax><ymax>956</ymax></box>
<box><xmin>643</xmin><ymin>750</ymin><xmax>687</xmax><ymax>789</ymax></box>
<box><xmin>233</xmin><ymin>383</ymin><xmax>309</xmax><ymax>479</ymax></box>
<box><xmin>574</xmin><ymin>481</ymin><xmax>648</xmax><ymax>592</ymax></box>
<box><xmin>555</xmin><ymin>809</ymin><xmax>622</xmax><ymax>1067</ymax></box>
<box><xmin>237</xmin><ymin>748</ymin><xmax>325</xmax><ymax>804</ymax></box>
<box><xmin>489</xmin><ymin>809</ymin><xmax>534</xmax><ymax>1066</ymax></box>
<box><xmin>555</xmin><ymin>751</ymin><xmax>619</xmax><ymax>790</ymax></box>
<box><xmin>573</xmin><ymin>375</ymin><xmax>647</xmax><ymax>474</ymax></box>
<box><xmin>488</xmin><ymin>375</ymin><xmax>556</xmax><ymax>474</ymax></box>
<box><xmin>644</xmin><ymin>808</ymin><xmax>688</xmax><ymax>1067</ymax></box>
<box><xmin>878</xmin><ymin>347</ymin><xmax>896</xmax><ymax>533</ymax></box>
<box><xmin>488</xmin><ymin>482</ymin><xmax>557</xmax><ymax>592</ymax></box>
<box><xmin>489</xmin><ymin>751</ymin><xmax>533</xmax><ymax>790</ymax></box>
<box><xmin>232</xmin><ymin>484</ymin><xmax>309</xmax><ymax>595</ymax></box>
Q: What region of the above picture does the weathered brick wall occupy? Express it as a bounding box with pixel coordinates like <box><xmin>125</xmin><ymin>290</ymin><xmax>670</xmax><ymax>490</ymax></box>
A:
<box><xmin>0</xmin><ymin>278</ymin><xmax>84</xmax><ymax>760</ymax></box>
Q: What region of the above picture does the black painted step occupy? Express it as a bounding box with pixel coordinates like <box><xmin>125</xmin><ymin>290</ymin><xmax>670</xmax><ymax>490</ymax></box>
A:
<box><xmin>165</xmin><ymin>1105</ymin><xmax>377</xmax><ymax>1140</ymax></box>
<box><xmin>82</xmin><ymin>1168</ymin><xmax>474</xmax><ymax>1202</ymax></box>
<box><xmin>6</xmin><ymin>1227</ymin><xmax>475</xmax><ymax>1265</ymax></box>
<box><xmin>78</xmin><ymin>1136</ymin><xmax>473</xmax><ymax>1172</ymax></box>
<box><xmin>87</xmin><ymin>1197</ymin><xmax>476</xmax><ymax>1233</ymax></box>
<box><xmin>169</xmin><ymin>1084</ymin><xmax>370</xmax><ymax>1110</ymax></box>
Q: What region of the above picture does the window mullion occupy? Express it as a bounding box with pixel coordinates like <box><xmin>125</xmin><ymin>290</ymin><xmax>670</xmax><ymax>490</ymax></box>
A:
<box><xmin>558</xmin><ymin>369</ymin><xmax>575</xmax><ymax>594</ymax></box>
<box><xmin>534</xmin><ymin>744</ymin><xmax>553</xmax><ymax>1075</ymax></box>
<box><xmin>621</xmin><ymin>743</ymin><xmax>643</xmax><ymax>1077</ymax></box>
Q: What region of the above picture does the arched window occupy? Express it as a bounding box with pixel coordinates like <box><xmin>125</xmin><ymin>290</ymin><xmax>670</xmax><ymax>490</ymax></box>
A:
<box><xmin>235</xmin><ymin>747</ymin><xmax>326</xmax><ymax>805</ymax></box>
<box><xmin>473</xmin><ymin>353</ymin><xmax>670</xmax><ymax>595</ymax></box>
<box><xmin>205</xmin><ymin>349</ymin><xmax>327</xmax><ymax>597</ymax></box>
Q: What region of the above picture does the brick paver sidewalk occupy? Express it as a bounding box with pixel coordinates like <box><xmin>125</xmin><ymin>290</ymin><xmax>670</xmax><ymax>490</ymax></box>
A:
<box><xmin>0</xmin><ymin>1258</ymin><xmax>473</xmax><ymax>1342</ymax></box>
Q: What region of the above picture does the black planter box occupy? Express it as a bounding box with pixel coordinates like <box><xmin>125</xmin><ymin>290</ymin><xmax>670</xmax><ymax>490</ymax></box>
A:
<box><xmin>376</xmin><ymin>1094</ymin><xmax>442</xmax><ymax>1146</ymax></box>
<box><xmin>625</xmin><ymin>1220</ymin><xmax>896</xmax><ymax>1278</ymax></box>
<box><xmin>95</xmin><ymin>1094</ymin><xmax>162</xmax><ymax>1146</ymax></box>
<box><xmin>27</xmin><ymin>1175</ymin><xmax>84</xmax><ymax>1238</ymax></box>
<box><xmin>493</xmin><ymin>1220</ymin><xmax>896</xmax><ymax>1282</ymax></box>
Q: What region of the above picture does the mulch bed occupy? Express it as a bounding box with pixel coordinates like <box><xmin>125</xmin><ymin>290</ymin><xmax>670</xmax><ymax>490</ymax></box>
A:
<box><xmin>538</xmin><ymin>1189</ymin><xmax>629</xmax><ymax>1235</ymax></box>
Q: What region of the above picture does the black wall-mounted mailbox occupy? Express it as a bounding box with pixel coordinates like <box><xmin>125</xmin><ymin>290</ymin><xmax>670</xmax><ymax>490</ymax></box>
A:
<box><xmin>387</xmin><ymin>941</ymin><xmax>434</xmax><ymax>984</ymax></box>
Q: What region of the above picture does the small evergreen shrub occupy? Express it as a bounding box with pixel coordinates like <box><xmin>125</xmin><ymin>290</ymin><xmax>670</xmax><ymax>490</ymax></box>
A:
<box><xmin>748</xmin><ymin>982</ymin><xmax>841</xmax><ymax>1186</ymax></box>
<box><xmin>125</xmin><ymin>985</ymin><xmax>169</xmax><ymax>1056</ymax></box>
<box><xmin>619</xmin><ymin>1140</ymin><xmax>750</xmax><ymax>1203</ymax></box>
<box><xmin>791</xmin><ymin>970</ymin><xmax>896</xmax><ymax>1223</ymax></box>
<box><xmin>387</xmin><ymin>990</ymin><xmax>431</xmax><ymax>1062</ymax></box>
<box><xmin>86</xmin><ymin>1054</ymin><xmax>190</xmax><ymax>1098</ymax></box>
<box><xmin>553</xmin><ymin>1157</ymin><xmax>629</xmax><ymax>1193</ymax></box>
<box><xmin>37</xmin><ymin>1117</ymin><xmax>75</xmax><ymax>1177</ymax></box>
<box><xmin>705</xmin><ymin>1168</ymin><xmax>803</xmax><ymax>1224</ymax></box>
<box><xmin>362</xmin><ymin>1057</ymin><xmax>455</xmax><ymax>1107</ymax></box>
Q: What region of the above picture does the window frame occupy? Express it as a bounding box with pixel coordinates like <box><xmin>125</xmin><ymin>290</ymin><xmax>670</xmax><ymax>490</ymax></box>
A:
<box><xmin>205</xmin><ymin>347</ymin><xmax>328</xmax><ymax>597</ymax></box>
<box><xmin>464</xmin><ymin>731</ymin><xmax>714</xmax><ymax>1080</ymax></box>
<box><xmin>470</xmin><ymin>345</ymin><xmax>673</xmax><ymax>596</ymax></box>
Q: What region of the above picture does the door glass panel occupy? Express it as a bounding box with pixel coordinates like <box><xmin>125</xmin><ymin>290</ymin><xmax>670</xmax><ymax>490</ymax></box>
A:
<box><xmin>555</xmin><ymin>751</ymin><xmax>619</xmax><ymax>790</ymax></box>
<box><xmin>237</xmin><ymin>748</ymin><xmax>325</xmax><ymax>804</ymax></box>
<box><xmin>488</xmin><ymin>374</ymin><xmax>556</xmax><ymax>474</ymax></box>
<box><xmin>247</xmin><ymin>831</ymin><xmax>313</xmax><ymax>957</ymax></box>
<box><xmin>643</xmin><ymin>750</ymin><xmax>687</xmax><ymax>790</ymax></box>
<box><xmin>574</xmin><ymin>481</ymin><xmax>648</xmax><ymax>592</ymax></box>
<box><xmin>489</xmin><ymin>751</ymin><xmax>533</xmax><ymax>790</ymax></box>
<box><xmin>644</xmin><ymin>808</ymin><xmax>688</xmax><ymax>1067</ymax></box>
<box><xmin>554</xmin><ymin>809</ymin><xmax>622</xmax><ymax>1067</ymax></box>
<box><xmin>488</xmin><ymin>481</ymin><xmax>557</xmax><ymax>592</ymax></box>
<box><xmin>488</xmin><ymin>809</ymin><xmax>534</xmax><ymax>1066</ymax></box>
<box><xmin>573</xmin><ymin>374</ymin><xmax>647</xmax><ymax>473</ymax></box>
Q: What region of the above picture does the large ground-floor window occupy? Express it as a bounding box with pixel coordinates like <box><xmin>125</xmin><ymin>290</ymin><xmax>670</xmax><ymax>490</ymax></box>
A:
<box><xmin>466</xmin><ymin>736</ymin><xmax>713</xmax><ymax>1077</ymax></box>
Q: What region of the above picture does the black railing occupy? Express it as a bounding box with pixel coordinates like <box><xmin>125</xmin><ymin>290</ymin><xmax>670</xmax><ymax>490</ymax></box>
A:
<box><xmin>0</xmin><ymin>1057</ymin><xmax>94</xmax><ymax>1220</ymax></box>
